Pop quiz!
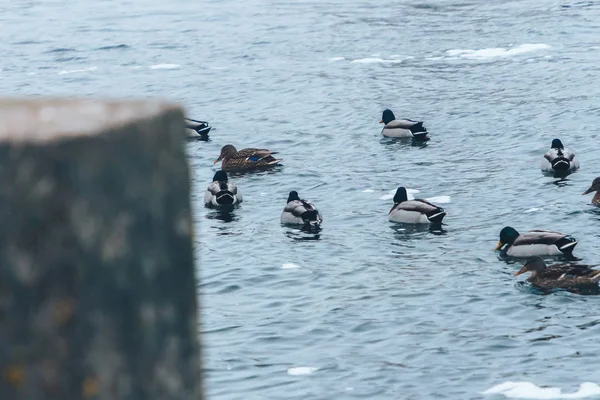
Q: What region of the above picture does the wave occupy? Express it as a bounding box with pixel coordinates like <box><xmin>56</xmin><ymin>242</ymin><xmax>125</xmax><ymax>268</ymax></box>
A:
<box><xmin>483</xmin><ymin>381</ymin><xmax>600</xmax><ymax>399</ymax></box>
<box><xmin>149</xmin><ymin>64</ymin><xmax>180</xmax><ymax>69</ymax></box>
<box><xmin>351</xmin><ymin>57</ymin><xmax>403</xmax><ymax>64</ymax></box>
<box><xmin>446</xmin><ymin>43</ymin><xmax>551</xmax><ymax>60</ymax></box>
<box><xmin>58</xmin><ymin>67</ymin><xmax>97</xmax><ymax>75</ymax></box>
<box><xmin>95</xmin><ymin>44</ymin><xmax>130</xmax><ymax>51</ymax></box>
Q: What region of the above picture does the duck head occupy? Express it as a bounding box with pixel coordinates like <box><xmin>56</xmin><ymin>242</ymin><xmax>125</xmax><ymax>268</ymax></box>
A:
<box><xmin>287</xmin><ymin>191</ymin><xmax>300</xmax><ymax>203</ymax></box>
<box><xmin>380</xmin><ymin>109</ymin><xmax>396</xmax><ymax>125</ymax></box>
<box><xmin>393</xmin><ymin>187</ymin><xmax>408</xmax><ymax>203</ymax></box>
<box><xmin>583</xmin><ymin>177</ymin><xmax>600</xmax><ymax>195</ymax></box>
<box><xmin>514</xmin><ymin>257</ymin><xmax>546</xmax><ymax>277</ymax></box>
<box><xmin>213</xmin><ymin>170</ymin><xmax>228</xmax><ymax>182</ymax></box>
<box><xmin>495</xmin><ymin>226</ymin><xmax>520</xmax><ymax>251</ymax></box>
<box><xmin>551</xmin><ymin>139</ymin><xmax>564</xmax><ymax>150</ymax></box>
<box><xmin>214</xmin><ymin>145</ymin><xmax>238</xmax><ymax>164</ymax></box>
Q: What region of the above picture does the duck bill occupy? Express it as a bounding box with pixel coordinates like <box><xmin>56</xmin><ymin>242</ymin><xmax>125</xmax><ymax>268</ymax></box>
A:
<box><xmin>494</xmin><ymin>241</ymin><xmax>504</xmax><ymax>251</ymax></box>
<box><xmin>379</xmin><ymin>120</ymin><xmax>384</xmax><ymax>124</ymax></box>
<box><xmin>583</xmin><ymin>187</ymin><xmax>593</xmax><ymax>195</ymax></box>
<box><xmin>213</xmin><ymin>157</ymin><xmax>222</xmax><ymax>164</ymax></box>
<box><xmin>514</xmin><ymin>266</ymin><xmax>527</xmax><ymax>276</ymax></box>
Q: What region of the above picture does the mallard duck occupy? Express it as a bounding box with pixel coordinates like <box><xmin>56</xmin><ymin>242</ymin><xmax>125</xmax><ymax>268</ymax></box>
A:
<box><xmin>495</xmin><ymin>226</ymin><xmax>577</xmax><ymax>257</ymax></box>
<box><xmin>186</xmin><ymin>118</ymin><xmax>211</xmax><ymax>138</ymax></box>
<box><xmin>379</xmin><ymin>109</ymin><xmax>429</xmax><ymax>140</ymax></box>
<box><xmin>388</xmin><ymin>187</ymin><xmax>446</xmax><ymax>224</ymax></box>
<box><xmin>540</xmin><ymin>139</ymin><xmax>579</xmax><ymax>173</ymax></box>
<box><xmin>280</xmin><ymin>191</ymin><xmax>322</xmax><ymax>231</ymax></box>
<box><xmin>514</xmin><ymin>257</ymin><xmax>600</xmax><ymax>293</ymax></box>
<box><xmin>203</xmin><ymin>170</ymin><xmax>242</xmax><ymax>208</ymax></box>
<box><xmin>583</xmin><ymin>177</ymin><xmax>600</xmax><ymax>205</ymax></box>
<box><xmin>214</xmin><ymin>145</ymin><xmax>282</xmax><ymax>172</ymax></box>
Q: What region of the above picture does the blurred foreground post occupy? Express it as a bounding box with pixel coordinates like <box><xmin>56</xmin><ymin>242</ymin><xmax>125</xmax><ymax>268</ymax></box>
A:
<box><xmin>0</xmin><ymin>99</ymin><xmax>202</xmax><ymax>400</ymax></box>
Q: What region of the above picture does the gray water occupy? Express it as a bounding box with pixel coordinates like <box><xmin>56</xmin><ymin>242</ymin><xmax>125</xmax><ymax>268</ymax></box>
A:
<box><xmin>3</xmin><ymin>0</ymin><xmax>600</xmax><ymax>399</ymax></box>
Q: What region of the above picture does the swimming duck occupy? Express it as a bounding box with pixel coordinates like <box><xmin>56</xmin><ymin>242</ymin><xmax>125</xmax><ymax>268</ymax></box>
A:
<box><xmin>388</xmin><ymin>187</ymin><xmax>446</xmax><ymax>225</ymax></box>
<box><xmin>379</xmin><ymin>109</ymin><xmax>429</xmax><ymax>140</ymax></box>
<box><xmin>514</xmin><ymin>257</ymin><xmax>600</xmax><ymax>293</ymax></box>
<box><xmin>203</xmin><ymin>170</ymin><xmax>242</xmax><ymax>208</ymax></box>
<box><xmin>495</xmin><ymin>226</ymin><xmax>577</xmax><ymax>258</ymax></box>
<box><xmin>540</xmin><ymin>139</ymin><xmax>579</xmax><ymax>173</ymax></box>
<box><xmin>583</xmin><ymin>177</ymin><xmax>600</xmax><ymax>206</ymax></box>
<box><xmin>186</xmin><ymin>118</ymin><xmax>212</xmax><ymax>139</ymax></box>
<box><xmin>281</xmin><ymin>191</ymin><xmax>322</xmax><ymax>231</ymax></box>
<box><xmin>214</xmin><ymin>145</ymin><xmax>282</xmax><ymax>172</ymax></box>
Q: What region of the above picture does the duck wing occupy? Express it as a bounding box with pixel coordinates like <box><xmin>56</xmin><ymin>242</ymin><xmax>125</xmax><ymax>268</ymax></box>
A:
<box><xmin>285</xmin><ymin>199</ymin><xmax>320</xmax><ymax>221</ymax></box>
<box><xmin>233</xmin><ymin>148</ymin><xmax>276</xmax><ymax>160</ymax></box>
<box><xmin>395</xmin><ymin>199</ymin><xmax>440</xmax><ymax>213</ymax></box>
<box><xmin>513</xmin><ymin>230</ymin><xmax>569</xmax><ymax>246</ymax></box>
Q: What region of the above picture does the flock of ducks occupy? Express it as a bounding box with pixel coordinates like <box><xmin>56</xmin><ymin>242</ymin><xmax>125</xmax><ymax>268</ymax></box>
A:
<box><xmin>201</xmin><ymin>109</ymin><xmax>600</xmax><ymax>295</ymax></box>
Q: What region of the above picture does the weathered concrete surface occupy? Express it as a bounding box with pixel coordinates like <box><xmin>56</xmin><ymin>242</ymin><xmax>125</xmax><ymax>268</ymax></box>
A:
<box><xmin>0</xmin><ymin>99</ymin><xmax>202</xmax><ymax>400</ymax></box>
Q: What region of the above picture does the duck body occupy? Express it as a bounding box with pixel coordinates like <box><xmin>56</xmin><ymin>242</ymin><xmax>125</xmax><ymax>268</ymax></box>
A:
<box><xmin>515</xmin><ymin>257</ymin><xmax>600</xmax><ymax>293</ymax></box>
<box><xmin>214</xmin><ymin>144</ymin><xmax>282</xmax><ymax>172</ymax></box>
<box><xmin>583</xmin><ymin>177</ymin><xmax>600</xmax><ymax>206</ymax></box>
<box><xmin>495</xmin><ymin>227</ymin><xmax>577</xmax><ymax>258</ymax></box>
<box><xmin>185</xmin><ymin>118</ymin><xmax>211</xmax><ymax>139</ymax></box>
<box><xmin>388</xmin><ymin>187</ymin><xmax>445</xmax><ymax>225</ymax></box>
<box><xmin>540</xmin><ymin>139</ymin><xmax>579</xmax><ymax>173</ymax></box>
<box><xmin>281</xmin><ymin>191</ymin><xmax>322</xmax><ymax>231</ymax></box>
<box><xmin>203</xmin><ymin>170</ymin><xmax>242</xmax><ymax>208</ymax></box>
<box><xmin>380</xmin><ymin>109</ymin><xmax>429</xmax><ymax>140</ymax></box>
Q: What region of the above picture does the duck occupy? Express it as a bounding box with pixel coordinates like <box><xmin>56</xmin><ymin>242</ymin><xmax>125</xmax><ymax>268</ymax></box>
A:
<box><xmin>495</xmin><ymin>226</ymin><xmax>577</xmax><ymax>258</ymax></box>
<box><xmin>379</xmin><ymin>109</ymin><xmax>429</xmax><ymax>140</ymax></box>
<box><xmin>280</xmin><ymin>191</ymin><xmax>322</xmax><ymax>231</ymax></box>
<box><xmin>540</xmin><ymin>139</ymin><xmax>579</xmax><ymax>173</ymax></box>
<box><xmin>388</xmin><ymin>187</ymin><xmax>446</xmax><ymax>225</ymax></box>
<box><xmin>203</xmin><ymin>170</ymin><xmax>242</xmax><ymax>208</ymax></box>
<box><xmin>514</xmin><ymin>257</ymin><xmax>600</xmax><ymax>293</ymax></box>
<box><xmin>214</xmin><ymin>145</ymin><xmax>282</xmax><ymax>172</ymax></box>
<box><xmin>583</xmin><ymin>177</ymin><xmax>600</xmax><ymax>205</ymax></box>
<box><xmin>185</xmin><ymin>118</ymin><xmax>212</xmax><ymax>139</ymax></box>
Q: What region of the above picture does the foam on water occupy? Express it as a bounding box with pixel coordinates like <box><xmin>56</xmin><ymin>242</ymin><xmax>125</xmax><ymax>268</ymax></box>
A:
<box><xmin>329</xmin><ymin>57</ymin><xmax>345</xmax><ymax>61</ymax></box>
<box><xmin>351</xmin><ymin>57</ymin><xmax>403</xmax><ymax>64</ymax></box>
<box><xmin>483</xmin><ymin>382</ymin><xmax>600</xmax><ymax>399</ymax></box>
<box><xmin>362</xmin><ymin>189</ymin><xmax>375</xmax><ymax>193</ymax></box>
<box><xmin>282</xmin><ymin>263</ymin><xmax>301</xmax><ymax>269</ymax></box>
<box><xmin>58</xmin><ymin>66</ymin><xmax>97</xmax><ymax>75</ymax></box>
<box><xmin>287</xmin><ymin>367</ymin><xmax>318</xmax><ymax>376</ymax></box>
<box><xmin>446</xmin><ymin>43</ymin><xmax>550</xmax><ymax>60</ymax></box>
<box><xmin>149</xmin><ymin>63</ymin><xmax>180</xmax><ymax>69</ymax></box>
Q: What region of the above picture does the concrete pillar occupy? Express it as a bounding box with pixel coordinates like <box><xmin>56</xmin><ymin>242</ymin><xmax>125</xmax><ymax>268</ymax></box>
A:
<box><xmin>0</xmin><ymin>99</ymin><xmax>202</xmax><ymax>400</ymax></box>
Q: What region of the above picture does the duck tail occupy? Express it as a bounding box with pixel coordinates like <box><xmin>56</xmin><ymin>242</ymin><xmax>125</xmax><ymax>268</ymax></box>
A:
<box><xmin>215</xmin><ymin>190</ymin><xmax>236</xmax><ymax>205</ymax></box>
<box><xmin>556</xmin><ymin>236</ymin><xmax>577</xmax><ymax>254</ymax></box>
<box><xmin>426</xmin><ymin>208</ymin><xmax>446</xmax><ymax>225</ymax></box>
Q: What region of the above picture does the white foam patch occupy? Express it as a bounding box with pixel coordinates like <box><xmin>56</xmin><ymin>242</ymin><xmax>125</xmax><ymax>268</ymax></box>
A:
<box><xmin>149</xmin><ymin>63</ymin><xmax>180</xmax><ymax>69</ymax></box>
<box><xmin>446</xmin><ymin>43</ymin><xmax>550</xmax><ymax>60</ymax></box>
<box><xmin>524</xmin><ymin>207</ymin><xmax>542</xmax><ymax>213</ymax></box>
<box><xmin>426</xmin><ymin>195</ymin><xmax>451</xmax><ymax>204</ymax></box>
<box><xmin>282</xmin><ymin>263</ymin><xmax>301</xmax><ymax>269</ymax></box>
<box><xmin>329</xmin><ymin>57</ymin><xmax>345</xmax><ymax>61</ymax></box>
<box><xmin>351</xmin><ymin>58</ymin><xmax>403</xmax><ymax>64</ymax></box>
<box><xmin>483</xmin><ymin>381</ymin><xmax>600</xmax><ymax>399</ymax></box>
<box><xmin>379</xmin><ymin>188</ymin><xmax>420</xmax><ymax>201</ymax></box>
<box><xmin>362</xmin><ymin>189</ymin><xmax>375</xmax><ymax>193</ymax></box>
<box><xmin>287</xmin><ymin>367</ymin><xmax>317</xmax><ymax>376</ymax></box>
<box><xmin>58</xmin><ymin>67</ymin><xmax>97</xmax><ymax>75</ymax></box>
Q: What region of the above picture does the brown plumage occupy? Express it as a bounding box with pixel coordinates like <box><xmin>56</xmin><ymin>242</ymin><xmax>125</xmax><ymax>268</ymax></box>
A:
<box><xmin>583</xmin><ymin>177</ymin><xmax>600</xmax><ymax>206</ymax></box>
<box><xmin>515</xmin><ymin>257</ymin><xmax>600</xmax><ymax>294</ymax></box>
<box><xmin>214</xmin><ymin>144</ymin><xmax>282</xmax><ymax>172</ymax></box>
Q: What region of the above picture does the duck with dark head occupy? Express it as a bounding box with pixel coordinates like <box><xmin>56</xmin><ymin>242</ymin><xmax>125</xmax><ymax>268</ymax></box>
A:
<box><xmin>204</xmin><ymin>170</ymin><xmax>242</xmax><ymax>208</ymax></box>
<box><xmin>379</xmin><ymin>109</ymin><xmax>429</xmax><ymax>141</ymax></box>
<box><xmin>281</xmin><ymin>191</ymin><xmax>322</xmax><ymax>232</ymax></box>
<box><xmin>541</xmin><ymin>138</ymin><xmax>579</xmax><ymax>174</ymax></box>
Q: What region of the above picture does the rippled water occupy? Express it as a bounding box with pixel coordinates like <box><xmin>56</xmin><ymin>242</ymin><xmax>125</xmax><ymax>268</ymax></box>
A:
<box><xmin>4</xmin><ymin>0</ymin><xmax>600</xmax><ymax>399</ymax></box>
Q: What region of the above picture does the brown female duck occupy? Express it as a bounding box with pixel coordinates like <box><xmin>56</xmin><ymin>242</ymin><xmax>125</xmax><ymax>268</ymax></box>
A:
<box><xmin>583</xmin><ymin>177</ymin><xmax>600</xmax><ymax>205</ymax></box>
<box><xmin>515</xmin><ymin>257</ymin><xmax>600</xmax><ymax>293</ymax></box>
<box><xmin>214</xmin><ymin>144</ymin><xmax>282</xmax><ymax>172</ymax></box>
